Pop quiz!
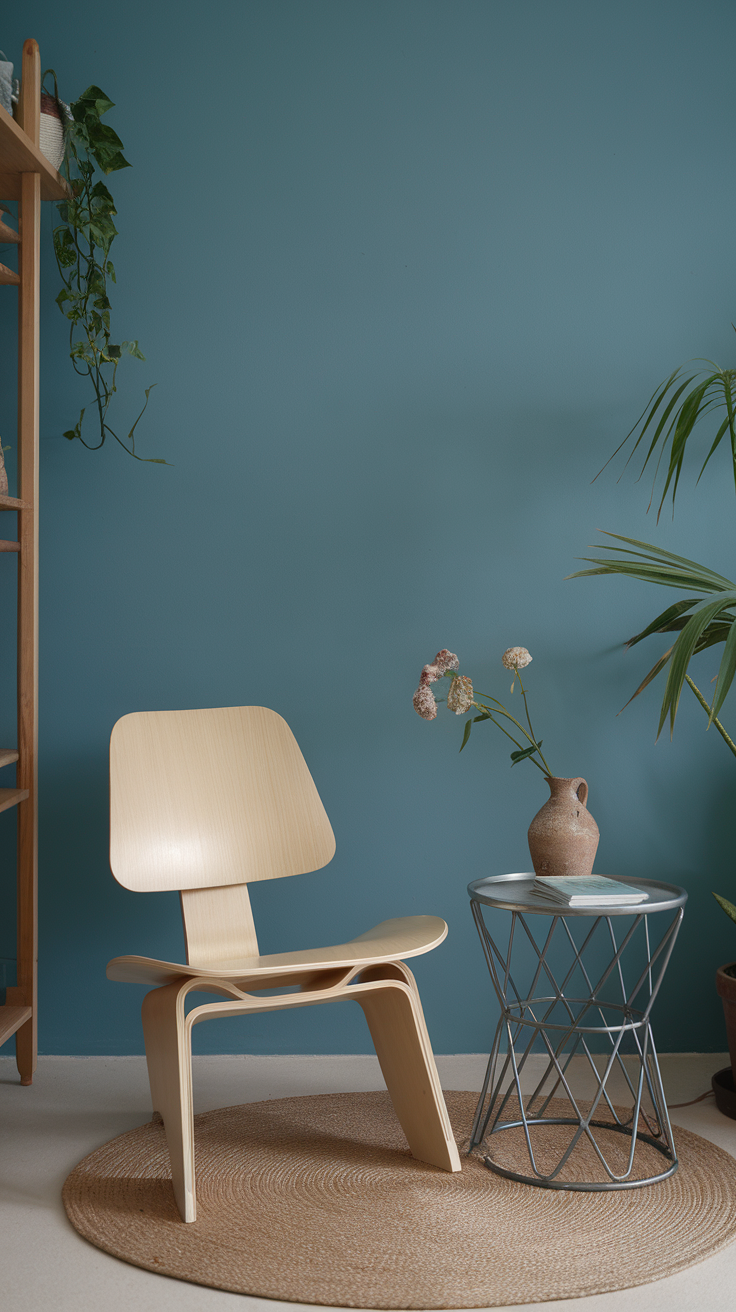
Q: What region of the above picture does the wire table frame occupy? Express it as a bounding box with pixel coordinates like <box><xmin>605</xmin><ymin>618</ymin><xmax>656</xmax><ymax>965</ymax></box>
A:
<box><xmin>468</xmin><ymin>873</ymin><xmax>687</xmax><ymax>1191</ymax></box>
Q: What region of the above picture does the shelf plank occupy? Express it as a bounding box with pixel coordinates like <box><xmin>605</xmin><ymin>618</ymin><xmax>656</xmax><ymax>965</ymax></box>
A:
<box><xmin>0</xmin><ymin>748</ymin><xmax>19</xmax><ymax>768</ymax></box>
<box><xmin>0</xmin><ymin>539</ymin><xmax>20</xmax><ymax>551</ymax></box>
<box><xmin>0</xmin><ymin>788</ymin><xmax>29</xmax><ymax>814</ymax></box>
<box><xmin>0</xmin><ymin>494</ymin><xmax>29</xmax><ymax>511</ymax></box>
<box><xmin>0</xmin><ymin>1005</ymin><xmax>33</xmax><ymax>1049</ymax></box>
<box><xmin>0</xmin><ymin>260</ymin><xmax>19</xmax><ymax>285</ymax></box>
<box><xmin>0</xmin><ymin>103</ymin><xmax>69</xmax><ymax>202</ymax></box>
<box><xmin>0</xmin><ymin>216</ymin><xmax>19</xmax><ymax>242</ymax></box>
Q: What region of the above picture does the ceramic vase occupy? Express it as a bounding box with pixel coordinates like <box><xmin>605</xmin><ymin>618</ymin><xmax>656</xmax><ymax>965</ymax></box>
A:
<box><xmin>527</xmin><ymin>776</ymin><xmax>600</xmax><ymax>879</ymax></box>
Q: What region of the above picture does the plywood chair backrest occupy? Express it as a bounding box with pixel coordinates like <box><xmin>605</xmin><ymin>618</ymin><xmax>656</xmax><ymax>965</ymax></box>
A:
<box><xmin>179</xmin><ymin>882</ymin><xmax>260</xmax><ymax>966</ymax></box>
<box><xmin>109</xmin><ymin>706</ymin><xmax>336</xmax><ymax>894</ymax></box>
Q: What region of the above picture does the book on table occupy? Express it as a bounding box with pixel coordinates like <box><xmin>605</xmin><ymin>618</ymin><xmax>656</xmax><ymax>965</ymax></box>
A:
<box><xmin>532</xmin><ymin>875</ymin><xmax>649</xmax><ymax>907</ymax></box>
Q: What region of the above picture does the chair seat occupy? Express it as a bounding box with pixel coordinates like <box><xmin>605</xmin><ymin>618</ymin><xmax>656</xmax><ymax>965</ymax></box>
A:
<box><xmin>107</xmin><ymin>914</ymin><xmax>448</xmax><ymax>987</ymax></box>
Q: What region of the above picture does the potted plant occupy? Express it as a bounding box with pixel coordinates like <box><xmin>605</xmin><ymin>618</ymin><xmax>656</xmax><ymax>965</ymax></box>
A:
<box><xmin>412</xmin><ymin>645</ymin><xmax>600</xmax><ymax>878</ymax></box>
<box><xmin>49</xmin><ymin>77</ymin><xmax>164</xmax><ymax>462</ymax></box>
<box><xmin>713</xmin><ymin>895</ymin><xmax>736</xmax><ymax>1114</ymax></box>
<box><xmin>570</xmin><ymin>346</ymin><xmax>736</xmax><ymax>1113</ymax></box>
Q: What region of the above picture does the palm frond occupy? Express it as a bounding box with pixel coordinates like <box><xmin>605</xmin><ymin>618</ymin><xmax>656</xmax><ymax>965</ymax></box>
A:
<box><xmin>711</xmin><ymin>617</ymin><xmax>736</xmax><ymax>722</ymax></box>
<box><xmin>625</xmin><ymin>599</ymin><xmax>700</xmax><ymax>646</ymax></box>
<box><xmin>603</xmin><ymin>357</ymin><xmax>736</xmax><ymax>517</ymax></box>
<box><xmin>567</xmin><ymin>533</ymin><xmax>736</xmax><ymax>592</ymax></box>
<box><xmin>619</xmin><ymin>647</ymin><xmax>674</xmax><ymax>710</ymax></box>
<box><xmin>570</xmin><ymin>533</ymin><xmax>736</xmax><ymax>735</ymax></box>
<box><xmin>658</xmin><ymin>593</ymin><xmax>736</xmax><ymax>737</ymax></box>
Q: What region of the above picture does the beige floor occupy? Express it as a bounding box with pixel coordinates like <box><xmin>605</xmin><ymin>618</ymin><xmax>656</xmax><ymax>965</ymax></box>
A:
<box><xmin>1</xmin><ymin>1052</ymin><xmax>735</xmax><ymax>1312</ymax></box>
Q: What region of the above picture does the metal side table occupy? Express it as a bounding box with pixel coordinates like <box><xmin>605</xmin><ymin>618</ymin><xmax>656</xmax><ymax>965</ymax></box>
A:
<box><xmin>468</xmin><ymin>873</ymin><xmax>686</xmax><ymax>1191</ymax></box>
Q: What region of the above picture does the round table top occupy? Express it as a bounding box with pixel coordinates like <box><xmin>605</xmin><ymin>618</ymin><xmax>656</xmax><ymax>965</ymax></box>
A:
<box><xmin>468</xmin><ymin>872</ymin><xmax>688</xmax><ymax>917</ymax></box>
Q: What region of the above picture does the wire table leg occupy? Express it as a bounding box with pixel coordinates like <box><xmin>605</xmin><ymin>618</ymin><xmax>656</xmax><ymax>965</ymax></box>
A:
<box><xmin>469</xmin><ymin>898</ymin><xmax>684</xmax><ymax>1191</ymax></box>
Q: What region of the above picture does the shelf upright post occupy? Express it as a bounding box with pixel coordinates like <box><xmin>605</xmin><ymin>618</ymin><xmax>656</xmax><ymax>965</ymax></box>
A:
<box><xmin>12</xmin><ymin>39</ymin><xmax>41</xmax><ymax>1083</ymax></box>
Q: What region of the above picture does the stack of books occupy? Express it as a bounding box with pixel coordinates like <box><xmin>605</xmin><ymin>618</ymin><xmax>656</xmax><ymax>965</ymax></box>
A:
<box><xmin>532</xmin><ymin>875</ymin><xmax>648</xmax><ymax>907</ymax></box>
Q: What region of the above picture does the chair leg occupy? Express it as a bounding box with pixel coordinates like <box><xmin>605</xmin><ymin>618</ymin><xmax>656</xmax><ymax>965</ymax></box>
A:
<box><xmin>356</xmin><ymin>968</ymin><xmax>461</xmax><ymax>1173</ymax></box>
<box><xmin>141</xmin><ymin>981</ymin><xmax>197</xmax><ymax>1222</ymax></box>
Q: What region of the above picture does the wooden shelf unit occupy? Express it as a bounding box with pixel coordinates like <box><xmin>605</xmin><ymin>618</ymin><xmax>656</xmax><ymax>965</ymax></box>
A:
<box><xmin>0</xmin><ymin>41</ymin><xmax>68</xmax><ymax>1084</ymax></box>
<box><xmin>0</xmin><ymin>788</ymin><xmax>30</xmax><ymax>814</ymax></box>
<box><xmin>0</xmin><ymin>1005</ymin><xmax>33</xmax><ymax>1049</ymax></box>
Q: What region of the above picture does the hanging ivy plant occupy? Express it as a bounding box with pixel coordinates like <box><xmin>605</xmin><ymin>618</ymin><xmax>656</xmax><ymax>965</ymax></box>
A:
<box><xmin>51</xmin><ymin>80</ymin><xmax>165</xmax><ymax>462</ymax></box>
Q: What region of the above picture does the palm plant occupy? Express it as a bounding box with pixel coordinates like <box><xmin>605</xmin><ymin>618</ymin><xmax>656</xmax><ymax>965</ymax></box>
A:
<box><xmin>573</xmin><ymin>341</ymin><xmax>736</xmax><ymax>928</ymax></box>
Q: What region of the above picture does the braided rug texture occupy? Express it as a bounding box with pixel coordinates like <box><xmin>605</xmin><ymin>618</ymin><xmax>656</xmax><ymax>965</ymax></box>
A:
<box><xmin>63</xmin><ymin>1090</ymin><xmax>736</xmax><ymax>1308</ymax></box>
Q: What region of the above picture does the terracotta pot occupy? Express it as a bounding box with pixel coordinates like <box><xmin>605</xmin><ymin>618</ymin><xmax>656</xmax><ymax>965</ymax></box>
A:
<box><xmin>716</xmin><ymin>962</ymin><xmax>736</xmax><ymax>1078</ymax></box>
<box><xmin>527</xmin><ymin>776</ymin><xmax>600</xmax><ymax>879</ymax></box>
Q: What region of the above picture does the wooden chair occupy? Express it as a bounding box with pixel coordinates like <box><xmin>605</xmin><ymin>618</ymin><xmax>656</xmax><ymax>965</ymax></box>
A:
<box><xmin>107</xmin><ymin>706</ymin><xmax>461</xmax><ymax>1221</ymax></box>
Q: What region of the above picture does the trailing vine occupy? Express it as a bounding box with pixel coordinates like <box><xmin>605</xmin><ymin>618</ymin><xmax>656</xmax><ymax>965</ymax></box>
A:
<box><xmin>51</xmin><ymin>80</ymin><xmax>164</xmax><ymax>462</ymax></box>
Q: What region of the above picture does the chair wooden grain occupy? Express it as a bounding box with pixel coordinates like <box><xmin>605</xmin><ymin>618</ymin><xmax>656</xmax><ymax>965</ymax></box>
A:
<box><xmin>107</xmin><ymin>706</ymin><xmax>461</xmax><ymax>1221</ymax></box>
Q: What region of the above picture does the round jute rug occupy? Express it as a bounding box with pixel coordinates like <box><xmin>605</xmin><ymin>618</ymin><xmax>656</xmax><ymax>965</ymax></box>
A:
<box><xmin>63</xmin><ymin>1090</ymin><xmax>736</xmax><ymax>1308</ymax></box>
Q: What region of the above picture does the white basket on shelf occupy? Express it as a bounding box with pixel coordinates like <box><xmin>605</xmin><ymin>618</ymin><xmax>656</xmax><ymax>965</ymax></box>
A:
<box><xmin>39</xmin><ymin>90</ymin><xmax>68</xmax><ymax>170</ymax></box>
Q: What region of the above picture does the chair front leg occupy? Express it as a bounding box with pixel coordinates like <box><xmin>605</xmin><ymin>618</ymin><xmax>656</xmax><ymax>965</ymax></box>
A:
<box><xmin>141</xmin><ymin>980</ymin><xmax>197</xmax><ymax>1222</ymax></box>
<box><xmin>356</xmin><ymin>964</ymin><xmax>461</xmax><ymax>1173</ymax></box>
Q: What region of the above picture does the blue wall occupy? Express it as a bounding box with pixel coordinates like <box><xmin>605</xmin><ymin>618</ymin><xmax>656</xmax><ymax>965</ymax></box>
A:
<box><xmin>1</xmin><ymin>0</ymin><xmax>735</xmax><ymax>1055</ymax></box>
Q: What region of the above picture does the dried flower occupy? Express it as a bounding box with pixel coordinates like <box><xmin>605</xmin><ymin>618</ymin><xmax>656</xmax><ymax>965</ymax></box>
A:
<box><xmin>433</xmin><ymin>649</ymin><xmax>459</xmax><ymax>675</ymax></box>
<box><xmin>413</xmin><ymin>641</ymin><xmax>553</xmax><ymax>776</ymax></box>
<box><xmin>413</xmin><ymin>683</ymin><xmax>438</xmax><ymax>720</ymax></box>
<box><xmin>502</xmin><ymin>647</ymin><xmax>532</xmax><ymax>670</ymax></box>
<box><xmin>447</xmin><ymin>675</ymin><xmax>473</xmax><ymax>714</ymax></box>
<box><xmin>413</xmin><ymin>648</ymin><xmax>459</xmax><ymax>717</ymax></box>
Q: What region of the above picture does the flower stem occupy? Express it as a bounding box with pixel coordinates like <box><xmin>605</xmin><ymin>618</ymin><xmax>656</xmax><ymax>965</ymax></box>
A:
<box><xmin>472</xmin><ymin>690</ymin><xmax>508</xmax><ymax>707</ymax></box>
<box><xmin>473</xmin><ymin>702</ymin><xmax>549</xmax><ymax>774</ymax></box>
<box><xmin>511</xmin><ymin>670</ymin><xmax>554</xmax><ymax>776</ymax></box>
<box><xmin>685</xmin><ymin>675</ymin><xmax>736</xmax><ymax>758</ymax></box>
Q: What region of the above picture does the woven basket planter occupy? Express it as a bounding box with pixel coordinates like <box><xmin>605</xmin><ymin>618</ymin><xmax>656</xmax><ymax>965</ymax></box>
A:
<box><xmin>39</xmin><ymin>90</ymin><xmax>66</xmax><ymax>171</ymax></box>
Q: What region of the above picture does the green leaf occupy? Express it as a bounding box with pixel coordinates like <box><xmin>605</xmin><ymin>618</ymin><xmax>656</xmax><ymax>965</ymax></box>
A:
<box><xmin>569</xmin><ymin>532</ymin><xmax>736</xmax><ymax>592</ymax></box>
<box><xmin>625</xmin><ymin>598</ymin><xmax>701</xmax><ymax>647</ymax></box>
<box><xmin>63</xmin><ymin>408</ymin><xmax>85</xmax><ymax>442</ymax></box>
<box><xmin>510</xmin><ymin>742</ymin><xmax>540</xmax><ymax>765</ymax></box>
<box><xmin>459</xmin><ymin>719</ymin><xmax>473</xmax><ymax>752</ymax></box>
<box><xmin>89</xmin><ymin>179</ymin><xmax>116</xmax><ymax>204</ymax></box>
<box><xmin>619</xmin><ymin>648</ymin><xmax>674</xmax><ymax>710</ymax></box>
<box><xmin>710</xmin><ymin>615</ymin><xmax>736</xmax><ymax>721</ymax></box>
<box><xmin>713</xmin><ymin>893</ymin><xmax>736</xmax><ymax>926</ymax></box>
<box><xmin>71</xmin><ymin>86</ymin><xmax>115</xmax><ymax>118</ymax></box>
<box><xmin>658</xmin><ymin>593</ymin><xmax>736</xmax><ymax>737</ymax></box>
<box><xmin>120</xmin><ymin>340</ymin><xmax>146</xmax><ymax>361</ymax></box>
<box><xmin>697</xmin><ymin>413</ymin><xmax>732</xmax><ymax>484</ymax></box>
<box><xmin>638</xmin><ymin>375</ymin><xmax>698</xmax><ymax>480</ymax></box>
